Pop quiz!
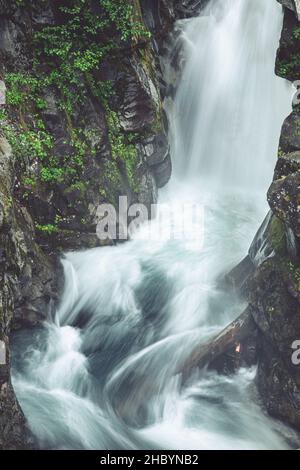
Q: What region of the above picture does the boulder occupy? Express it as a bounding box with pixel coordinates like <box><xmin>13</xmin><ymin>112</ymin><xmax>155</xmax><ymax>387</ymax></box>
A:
<box><xmin>274</xmin><ymin>151</ymin><xmax>300</xmax><ymax>179</ymax></box>
<box><xmin>279</xmin><ymin>108</ymin><xmax>300</xmax><ymax>154</ymax></box>
<box><xmin>247</xmin><ymin>257</ymin><xmax>300</xmax><ymax>429</ymax></box>
<box><xmin>268</xmin><ymin>170</ymin><xmax>300</xmax><ymax>237</ymax></box>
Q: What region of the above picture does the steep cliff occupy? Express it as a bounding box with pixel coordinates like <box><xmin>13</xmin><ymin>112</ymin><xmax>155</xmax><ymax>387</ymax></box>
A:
<box><xmin>245</xmin><ymin>3</ymin><xmax>300</xmax><ymax>430</ymax></box>
<box><xmin>0</xmin><ymin>0</ymin><xmax>207</xmax><ymax>451</ymax></box>
<box><xmin>0</xmin><ymin>0</ymin><xmax>171</xmax><ymax>450</ymax></box>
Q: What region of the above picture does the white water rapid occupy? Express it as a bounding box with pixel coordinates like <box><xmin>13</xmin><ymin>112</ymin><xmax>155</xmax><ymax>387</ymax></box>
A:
<box><xmin>12</xmin><ymin>0</ymin><xmax>298</xmax><ymax>450</ymax></box>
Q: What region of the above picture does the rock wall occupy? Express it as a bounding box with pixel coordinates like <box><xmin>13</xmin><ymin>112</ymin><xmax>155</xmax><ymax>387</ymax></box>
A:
<box><xmin>0</xmin><ymin>137</ymin><xmax>30</xmax><ymax>448</ymax></box>
<box><xmin>246</xmin><ymin>3</ymin><xmax>300</xmax><ymax>430</ymax></box>
<box><xmin>0</xmin><ymin>0</ymin><xmax>170</xmax><ymax>449</ymax></box>
<box><xmin>0</xmin><ymin>0</ymin><xmax>208</xmax><ymax>451</ymax></box>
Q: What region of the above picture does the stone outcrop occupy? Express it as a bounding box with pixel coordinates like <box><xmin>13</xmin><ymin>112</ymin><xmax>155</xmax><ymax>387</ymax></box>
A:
<box><xmin>0</xmin><ymin>137</ymin><xmax>40</xmax><ymax>449</ymax></box>
<box><xmin>278</xmin><ymin>0</ymin><xmax>300</xmax><ymax>20</ymax></box>
<box><xmin>248</xmin><ymin>257</ymin><xmax>300</xmax><ymax>429</ymax></box>
<box><xmin>244</xmin><ymin>4</ymin><xmax>300</xmax><ymax>430</ymax></box>
<box><xmin>0</xmin><ymin>1</ymin><xmax>173</xmax><ymax>254</ymax></box>
<box><xmin>0</xmin><ymin>0</ymin><xmax>212</xmax><ymax>449</ymax></box>
<box><xmin>0</xmin><ymin>0</ymin><xmax>174</xmax><ymax>449</ymax></box>
<box><xmin>140</xmin><ymin>0</ymin><xmax>209</xmax><ymax>34</ymax></box>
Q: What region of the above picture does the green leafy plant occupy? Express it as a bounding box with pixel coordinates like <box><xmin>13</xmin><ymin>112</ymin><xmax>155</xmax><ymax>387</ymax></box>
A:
<box><xmin>35</xmin><ymin>223</ymin><xmax>58</xmax><ymax>234</ymax></box>
<box><xmin>287</xmin><ymin>261</ymin><xmax>300</xmax><ymax>293</ymax></box>
<box><xmin>2</xmin><ymin>0</ymin><xmax>150</xmax><ymax>204</ymax></box>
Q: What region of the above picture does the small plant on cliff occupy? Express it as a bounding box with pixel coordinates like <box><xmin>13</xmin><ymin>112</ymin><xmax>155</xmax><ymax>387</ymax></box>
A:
<box><xmin>269</xmin><ymin>216</ymin><xmax>286</xmax><ymax>256</ymax></box>
<box><xmin>35</xmin><ymin>223</ymin><xmax>58</xmax><ymax>235</ymax></box>
<box><xmin>106</xmin><ymin>109</ymin><xmax>139</xmax><ymax>192</ymax></box>
<box><xmin>3</xmin><ymin>0</ymin><xmax>149</xmax><ymax>203</ymax></box>
<box><xmin>287</xmin><ymin>261</ymin><xmax>300</xmax><ymax>293</ymax></box>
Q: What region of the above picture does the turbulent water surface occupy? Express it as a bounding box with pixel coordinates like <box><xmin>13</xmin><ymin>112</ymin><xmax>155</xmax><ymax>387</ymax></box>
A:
<box><xmin>12</xmin><ymin>0</ymin><xmax>298</xmax><ymax>450</ymax></box>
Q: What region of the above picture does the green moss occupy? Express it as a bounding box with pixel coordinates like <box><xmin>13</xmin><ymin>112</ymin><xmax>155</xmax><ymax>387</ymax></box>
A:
<box><xmin>33</xmin><ymin>0</ymin><xmax>150</xmax><ymax>98</ymax></box>
<box><xmin>2</xmin><ymin>0</ymin><xmax>154</xmax><ymax>206</ymax></box>
<box><xmin>276</xmin><ymin>27</ymin><xmax>300</xmax><ymax>78</ymax></box>
<box><xmin>22</xmin><ymin>176</ymin><xmax>36</xmax><ymax>187</ymax></box>
<box><xmin>106</xmin><ymin>109</ymin><xmax>139</xmax><ymax>193</ymax></box>
<box><xmin>35</xmin><ymin>223</ymin><xmax>58</xmax><ymax>234</ymax></box>
<box><xmin>268</xmin><ymin>216</ymin><xmax>287</xmax><ymax>255</ymax></box>
<box><xmin>293</xmin><ymin>27</ymin><xmax>300</xmax><ymax>40</ymax></box>
<box><xmin>1</xmin><ymin>120</ymin><xmax>54</xmax><ymax>162</ymax></box>
<box><xmin>277</xmin><ymin>54</ymin><xmax>300</xmax><ymax>78</ymax></box>
<box><xmin>40</xmin><ymin>167</ymin><xmax>64</xmax><ymax>183</ymax></box>
<box><xmin>67</xmin><ymin>181</ymin><xmax>88</xmax><ymax>194</ymax></box>
<box><xmin>104</xmin><ymin>159</ymin><xmax>122</xmax><ymax>188</ymax></box>
<box><xmin>287</xmin><ymin>260</ymin><xmax>300</xmax><ymax>293</ymax></box>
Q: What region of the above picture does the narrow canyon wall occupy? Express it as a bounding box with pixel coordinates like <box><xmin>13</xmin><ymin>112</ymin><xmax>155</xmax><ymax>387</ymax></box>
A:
<box><xmin>245</xmin><ymin>2</ymin><xmax>300</xmax><ymax>429</ymax></box>
<box><xmin>0</xmin><ymin>0</ymin><xmax>170</xmax><ymax>450</ymax></box>
<box><xmin>0</xmin><ymin>0</ymin><xmax>205</xmax><ymax>450</ymax></box>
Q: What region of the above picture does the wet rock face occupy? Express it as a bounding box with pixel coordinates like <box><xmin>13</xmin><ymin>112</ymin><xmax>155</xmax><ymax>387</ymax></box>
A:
<box><xmin>268</xmin><ymin>73</ymin><xmax>300</xmax><ymax>240</ymax></box>
<box><xmin>279</xmin><ymin>108</ymin><xmax>300</xmax><ymax>154</ymax></box>
<box><xmin>268</xmin><ymin>170</ymin><xmax>300</xmax><ymax>237</ymax></box>
<box><xmin>138</xmin><ymin>133</ymin><xmax>172</xmax><ymax>188</ymax></box>
<box><xmin>246</xmin><ymin>4</ymin><xmax>300</xmax><ymax>431</ymax></box>
<box><xmin>140</xmin><ymin>0</ymin><xmax>208</xmax><ymax>33</ymax></box>
<box><xmin>275</xmin><ymin>6</ymin><xmax>300</xmax><ymax>81</ymax></box>
<box><xmin>274</xmin><ymin>151</ymin><xmax>300</xmax><ymax>178</ymax></box>
<box><xmin>0</xmin><ymin>0</ymin><xmax>212</xmax><ymax>449</ymax></box>
<box><xmin>0</xmin><ymin>137</ymin><xmax>39</xmax><ymax>449</ymax></box>
<box><xmin>0</xmin><ymin>0</ymin><xmax>174</xmax><ymax>254</ymax></box>
<box><xmin>247</xmin><ymin>257</ymin><xmax>300</xmax><ymax>429</ymax></box>
<box><xmin>0</xmin><ymin>0</ymin><xmax>176</xmax><ymax>448</ymax></box>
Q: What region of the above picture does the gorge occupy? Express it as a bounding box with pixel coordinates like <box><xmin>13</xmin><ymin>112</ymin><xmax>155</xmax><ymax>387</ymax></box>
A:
<box><xmin>1</xmin><ymin>0</ymin><xmax>300</xmax><ymax>450</ymax></box>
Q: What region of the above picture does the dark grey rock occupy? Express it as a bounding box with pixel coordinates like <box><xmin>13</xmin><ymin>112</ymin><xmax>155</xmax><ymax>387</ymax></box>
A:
<box><xmin>279</xmin><ymin>108</ymin><xmax>300</xmax><ymax>154</ymax></box>
<box><xmin>151</xmin><ymin>152</ymin><xmax>172</xmax><ymax>188</ymax></box>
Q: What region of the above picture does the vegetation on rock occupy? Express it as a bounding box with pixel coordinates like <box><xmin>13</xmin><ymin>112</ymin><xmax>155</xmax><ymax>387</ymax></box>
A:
<box><xmin>0</xmin><ymin>0</ymin><xmax>156</xmax><ymax>240</ymax></box>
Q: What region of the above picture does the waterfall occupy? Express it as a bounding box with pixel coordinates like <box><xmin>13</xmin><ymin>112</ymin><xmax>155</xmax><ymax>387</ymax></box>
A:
<box><xmin>170</xmin><ymin>0</ymin><xmax>290</xmax><ymax>190</ymax></box>
<box><xmin>12</xmin><ymin>0</ymin><xmax>297</xmax><ymax>450</ymax></box>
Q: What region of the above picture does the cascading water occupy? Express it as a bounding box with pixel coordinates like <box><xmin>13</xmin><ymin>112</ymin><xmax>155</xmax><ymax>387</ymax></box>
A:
<box><xmin>12</xmin><ymin>0</ymin><xmax>298</xmax><ymax>450</ymax></box>
<box><xmin>170</xmin><ymin>0</ymin><xmax>290</xmax><ymax>190</ymax></box>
